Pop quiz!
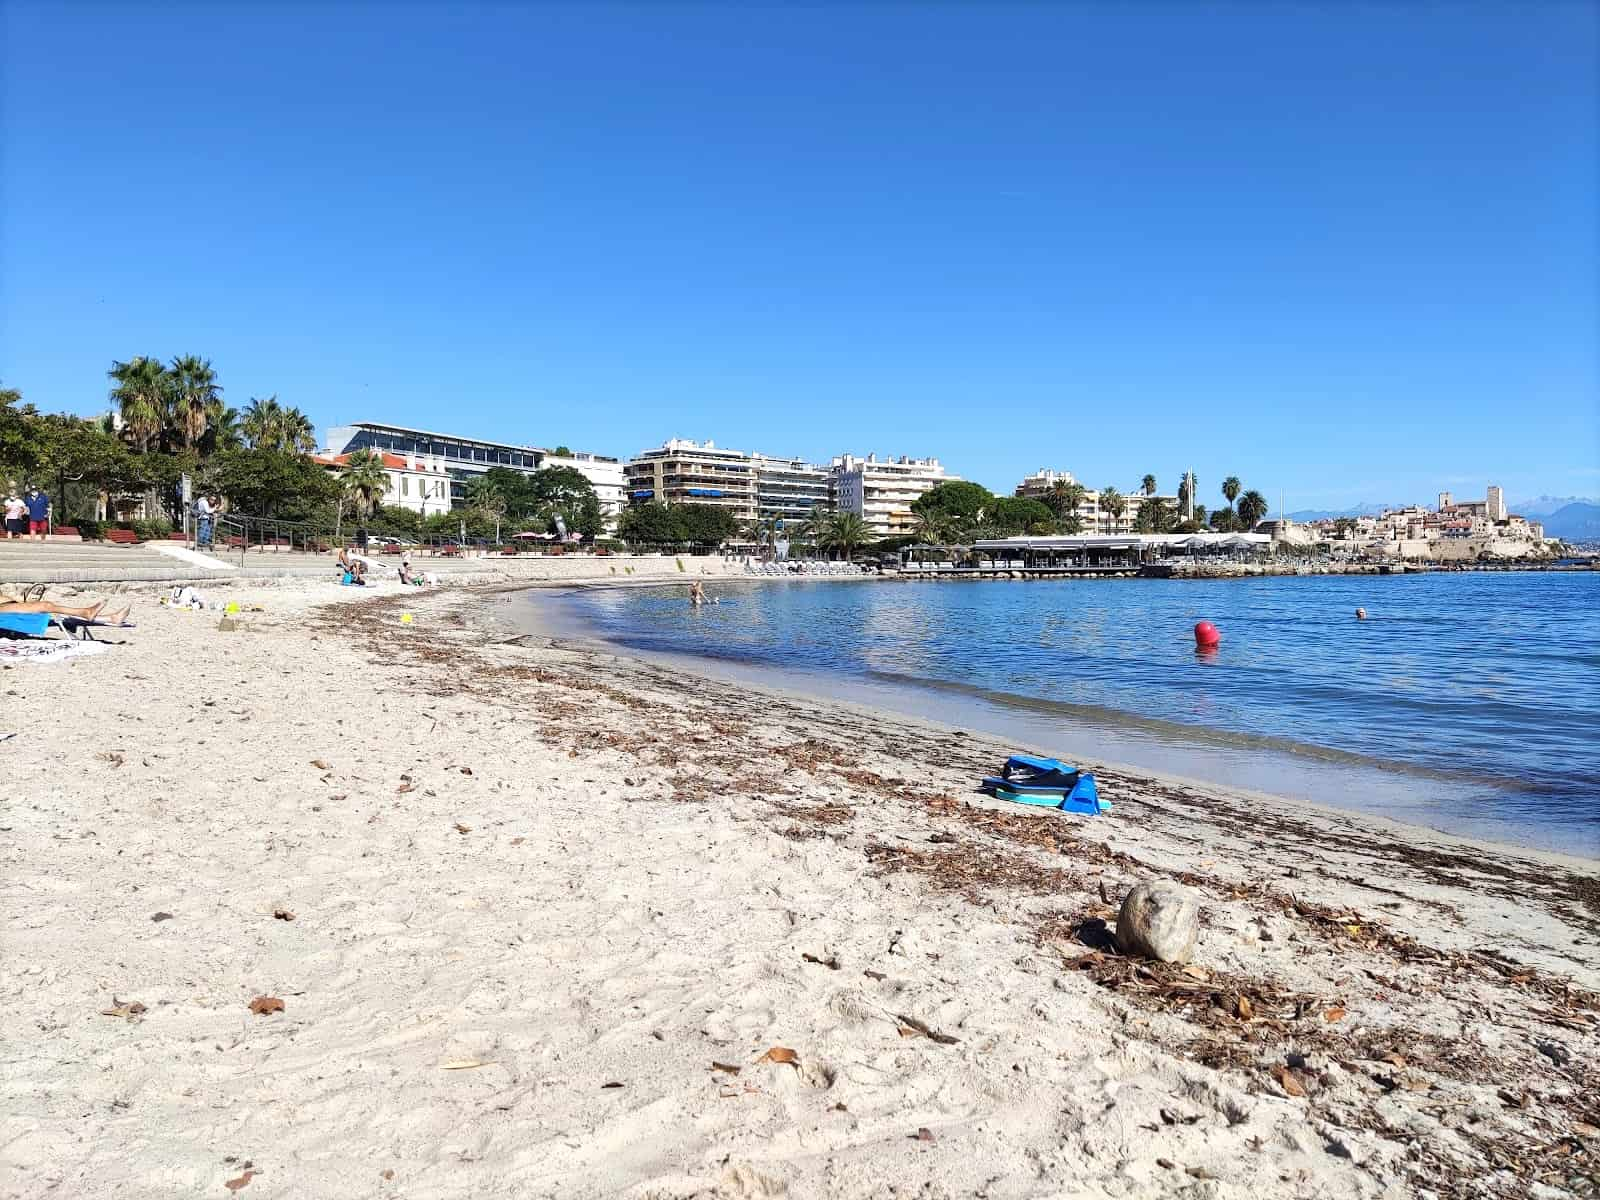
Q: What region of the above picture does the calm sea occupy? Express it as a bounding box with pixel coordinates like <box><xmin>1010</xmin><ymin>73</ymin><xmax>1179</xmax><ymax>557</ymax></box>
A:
<box><xmin>547</xmin><ymin>571</ymin><xmax>1600</xmax><ymax>854</ymax></box>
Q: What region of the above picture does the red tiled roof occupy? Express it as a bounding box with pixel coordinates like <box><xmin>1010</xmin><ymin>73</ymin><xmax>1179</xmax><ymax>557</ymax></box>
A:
<box><xmin>312</xmin><ymin>451</ymin><xmax>442</xmax><ymax>473</ymax></box>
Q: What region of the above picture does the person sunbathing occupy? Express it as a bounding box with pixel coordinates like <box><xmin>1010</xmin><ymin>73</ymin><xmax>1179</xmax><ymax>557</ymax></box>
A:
<box><xmin>1</xmin><ymin>585</ymin><xmax>131</xmax><ymax>623</ymax></box>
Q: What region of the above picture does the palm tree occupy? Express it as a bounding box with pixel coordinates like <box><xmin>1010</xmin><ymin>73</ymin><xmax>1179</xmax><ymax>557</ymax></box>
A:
<box><xmin>1141</xmin><ymin>474</ymin><xmax>1157</xmax><ymax>496</ymax></box>
<box><xmin>1236</xmin><ymin>489</ymin><xmax>1269</xmax><ymax>529</ymax></box>
<box><xmin>282</xmin><ymin>406</ymin><xmax>316</xmax><ymax>454</ymax></box>
<box><xmin>464</xmin><ymin>474</ymin><xmax>506</xmax><ymax>543</ymax></box>
<box><xmin>241</xmin><ymin>396</ymin><xmax>284</xmax><ymax>450</ymax></box>
<box><xmin>799</xmin><ymin>505</ymin><xmax>835</xmax><ymax>551</ymax></box>
<box><xmin>819</xmin><ymin>511</ymin><xmax>869</xmax><ymax>560</ymax></box>
<box><xmin>340</xmin><ymin>448</ymin><xmax>391</xmax><ymax>533</ymax></box>
<box><xmin>1099</xmin><ymin>486</ymin><xmax>1126</xmax><ymax>533</ymax></box>
<box><xmin>168</xmin><ymin>355</ymin><xmax>221</xmax><ymax>451</ymax></box>
<box><xmin>1221</xmin><ymin>475</ymin><xmax>1242</xmax><ymax>510</ymax></box>
<box><xmin>108</xmin><ymin>357</ymin><xmax>169</xmax><ymax>452</ymax></box>
<box><xmin>1047</xmin><ymin>479</ymin><xmax>1087</xmax><ymax>523</ymax></box>
<box><xmin>202</xmin><ymin>404</ymin><xmax>242</xmax><ymax>455</ymax></box>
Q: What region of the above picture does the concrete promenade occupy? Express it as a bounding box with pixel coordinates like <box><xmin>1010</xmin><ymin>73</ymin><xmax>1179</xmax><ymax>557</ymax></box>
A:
<box><xmin>0</xmin><ymin>541</ymin><xmax>748</xmax><ymax>588</ymax></box>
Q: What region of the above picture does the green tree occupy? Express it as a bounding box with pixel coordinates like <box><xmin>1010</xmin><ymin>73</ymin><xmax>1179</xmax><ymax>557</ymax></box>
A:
<box><xmin>1208</xmin><ymin>507</ymin><xmax>1238</xmax><ymax>532</ymax></box>
<box><xmin>1141</xmin><ymin>474</ymin><xmax>1157</xmax><ymax>496</ymax></box>
<box><xmin>1237</xmin><ymin>490</ymin><xmax>1269</xmax><ymax>529</ymax></box>
<box><xmin>911</xmin><ymin>481</ymin><xmax>993</xmax><ymax>529</ymax></box>
<box><xmin>240</xmin><ymin>396</ymin><xmax>316</xmax><ymax>453</ymax></box>
<box><xmin>1221</xmin><ymin>476</ymin><xmax>1242</xmax><ymax>510</ymax></box>
<box><xmin>989</xmin><ymin>496</ymin><xmax>1054</xmax><ymax>534</ymax></box>
<box><xmin>108</xmin><ymin>356</ymin><xmax>169</xmax><ymax>452</ymax></box>
<box><xmin>618</xmin><ymin>502</ymin><xmax>682</xmax><ymax>545</ymax></box>
<box><xmin>1134</xmin><ymin>495</ymin><xmax>1174</xmax><ymax>533</ymax></box>
<box><xmin>530</xmin><ymin>465</ymin><xmax>602</xmax><ymax>538</ymax></box>
<box><xmin>1046</xmin><ymin>479</ymin><xmax>1086</xmax><ymax>523</ymax></box>
<box><xmin>1333</xmin><ymin>517</ymin><xmax>1357</xmax><ymax>538</ymax></box>
<box><xmin>205</xmin><ymin>448</ymin><xmax>340</xmax><ymax>521</ymax></box>
<box><xmin>464</xmin><ymin>474</ymin><xmax>507</xmax><ymax>542</ymax></box>
<box><xmin>677</xmin><ymin>503</ymin><xmax>737</xmax><ymax>546</ymax></box>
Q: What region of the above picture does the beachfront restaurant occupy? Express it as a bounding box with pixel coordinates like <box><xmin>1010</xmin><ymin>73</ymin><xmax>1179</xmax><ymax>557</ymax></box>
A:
<box><xmin>903</xmin><ymin>533</ymin><xmax>1275</xmax><ymax>576</ymax></box>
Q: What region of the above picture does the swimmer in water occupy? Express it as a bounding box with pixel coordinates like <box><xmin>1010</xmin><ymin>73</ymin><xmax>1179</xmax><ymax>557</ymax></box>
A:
<box><xmin>1356</xmin><ymin>607</ymin><xmax>1367</xmax><ymax>620</ymax></box>
<box><xmin>689</xmin><ymin>580</ymin><xmax>706</xmax><ymax>606</ymax></box>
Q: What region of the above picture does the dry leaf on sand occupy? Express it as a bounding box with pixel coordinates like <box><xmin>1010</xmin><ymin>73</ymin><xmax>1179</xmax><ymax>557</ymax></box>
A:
<box><xmin>1275</xmin><ymin>1065</ymin><xmax>1307</xmax><ymax>1098</ymax></box>
<box><xmin>223</xmin><ymin>1169</ymin><xmax>258</xmax><ymax>1191</ymax></box>
<box><xmin>310</xmin><ymin>759</ymin><xmax>330</xmax><ymax>770</ymax></box>
<box><xmin>711</xmin><ymin>1061</ymin><xmax>742</xmax><ymax>1075</ymax></box>
<box><xmin>895</xmin><ymin>1014</ymin><xmax>960</xmax><ymax>1045</ymax></box>
<box><xmin>802</xmin><ymin>953</ymin><xmax>840</xmax><ymax>970</ymax></box>
<box><xmin>272</xmin><ymin>908</ymin><xmax>295</xmax><ymax>922</ymax></box>
<box><xmin>756</xmin><ymin>1047</ymin><xmax>800</xmax><ymax>1068</ymax></box>
<box><xmin>440</xmin><ymin>1059</ymin><xmax>493</xmax><ymax>1070</ymax></box>
<box><xmin>1236</xmin><ymin>995</ymin><xmax>1253</xmax><ymax>1020</ymax></box>
<box><xmin>454</xmin><ymin>823</ymin><xmax>471</xmax><ymax>834</ymax></box>
<box><xmin>248</xmin><ymin>996</ymin><xmax>284</xmax><ymax>1016</ymax></box>
<box><xmin>1324</xmin><ymin>1006</ymin><xmax>1347</xmax><ymax>1022</ymax></box>
<box><xmin>100</xmin><ymin>997</ymin><xmax>147</xmax><ymax>1019</ymax></box>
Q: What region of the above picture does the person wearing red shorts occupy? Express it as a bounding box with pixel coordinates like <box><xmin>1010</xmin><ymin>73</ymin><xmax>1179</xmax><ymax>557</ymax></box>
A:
<box><xmin>25</xmin><ymin>486</ymin><xmax>49</xmax><ymax>540</ymax></box>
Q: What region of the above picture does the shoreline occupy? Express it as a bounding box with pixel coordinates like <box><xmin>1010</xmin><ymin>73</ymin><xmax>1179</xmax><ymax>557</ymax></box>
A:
<box><xmin>510</xmin><ymin>579</ymin><xmax>1596</xmax><ymax>858</ymax></box>
<box><xmin>5</xmin><ymin>577</ymin><xmax>1597</xmax><ymax>1197</ymax></box>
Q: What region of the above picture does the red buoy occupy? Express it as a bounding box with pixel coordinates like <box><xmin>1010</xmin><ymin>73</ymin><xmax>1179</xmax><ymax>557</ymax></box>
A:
<box><xmin>1194</xmin><ymin>620</ymin><xmax>1221</xmax><ymax>647</ymax></box>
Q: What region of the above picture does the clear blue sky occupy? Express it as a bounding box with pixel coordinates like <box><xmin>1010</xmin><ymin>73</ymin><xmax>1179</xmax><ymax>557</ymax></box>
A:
<box><xmin>3</xmin><ymin>2</ymin><xmax>1595</xmax><ymax>510</ymax></box>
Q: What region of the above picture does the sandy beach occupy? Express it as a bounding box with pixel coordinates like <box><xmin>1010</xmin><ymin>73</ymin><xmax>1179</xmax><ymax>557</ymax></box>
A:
<box><xmin>3</xmin><ymin>573</ymin><xmax>1596</xmax><ymax>1199</ymax></box>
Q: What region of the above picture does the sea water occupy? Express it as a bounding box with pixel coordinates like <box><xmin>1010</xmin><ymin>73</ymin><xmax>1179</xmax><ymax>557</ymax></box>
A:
<box><xmin>548</xmin><ymin>571</ymin><xmax>1600</xmax><ymax>855</ymax></box>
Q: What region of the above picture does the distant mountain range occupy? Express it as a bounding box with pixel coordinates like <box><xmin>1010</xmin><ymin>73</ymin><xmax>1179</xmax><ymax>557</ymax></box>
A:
<box><xmin>1536</xmin><ymin>502</ymin><xmax>1600</xmax><ymax>541</ymax></box>
<box><xmin>1284</xmin><ymin>497</ymin><xmax>1600</xmax><ymax>542</ymax></box>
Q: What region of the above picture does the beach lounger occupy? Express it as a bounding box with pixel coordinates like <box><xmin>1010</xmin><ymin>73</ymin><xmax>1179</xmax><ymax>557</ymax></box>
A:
<box><xmin>53</xmin><ymin>616</ymin><xmax>135</xmax><ymax>642</ymax></box>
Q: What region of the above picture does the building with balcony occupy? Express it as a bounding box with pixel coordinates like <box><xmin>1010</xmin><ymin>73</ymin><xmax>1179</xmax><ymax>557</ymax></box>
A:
<box><xmin>623</xmin><ymin>439</ymin><xmax>757</xmax><ymax>523</ymax></box>
<box><xmin>752</xmin><ymin>455</ymin><xmax>832</xmax><ymax>531</ymax></box>
<box><xmin>831</xmin><ymin>454</ymin><xmax>957</xmax><ymax>537</ymax></box>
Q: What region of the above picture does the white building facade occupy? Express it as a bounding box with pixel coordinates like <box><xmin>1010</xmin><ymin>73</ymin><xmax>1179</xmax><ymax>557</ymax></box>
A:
<box><xmin>752</xmin><ymin>455</ymin><xmax>832</xmax><ymax>531</ymax></box>
<box><xmin>623</xmin><ymin>439</ymin><xmax>758</xmax><ymax>524</ymax></box>
<box><xmin>311</xmin><ymin>450</ymin><xmax>454</xmax><ymax>516</ymax></box>
<box><xmin>831</xmin><ymin>454</ymin><xmax>956</xmax><ymax>537</ymax></box>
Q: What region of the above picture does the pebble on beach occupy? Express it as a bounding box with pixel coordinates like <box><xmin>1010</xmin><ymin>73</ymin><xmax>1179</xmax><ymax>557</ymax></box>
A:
<box><xmin>1116</xmin><ymin>879</ymin><xmax>1200</xmax><ymax>963</ymax></box>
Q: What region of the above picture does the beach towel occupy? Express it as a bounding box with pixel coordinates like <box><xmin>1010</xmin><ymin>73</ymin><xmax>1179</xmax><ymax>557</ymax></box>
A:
<box><xmin>0</xmin><ymin>638</ymin><xmax>108</xmax><ymax>665</ymax></box>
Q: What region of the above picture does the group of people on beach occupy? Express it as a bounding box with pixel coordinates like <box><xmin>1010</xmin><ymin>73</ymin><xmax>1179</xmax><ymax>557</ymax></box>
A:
<box><xmin>4</xmin><ymin>486</ymin><xmax>51</xmax><ymax>540</ymax></box>
<box><xmin>336</xmin><ymin>546</ymin><xmax>429</xmax><ymax>588</ymax></box>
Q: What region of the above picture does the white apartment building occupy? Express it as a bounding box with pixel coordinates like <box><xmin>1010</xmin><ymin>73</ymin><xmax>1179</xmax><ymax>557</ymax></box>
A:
<box><xmin>831</xmin><ymin>454</ymin><xmax>957</xmax><ymax>537</ymax></box>
<box><xmin>751</xmin><ymin>454</ymin><xmax>832</xmax><ymax>530</ymax></box>
<box><xmin>311</xmin><ymin>450</ymin><xmax>454</xmax><ymax>516</ymax></box>
<box><xmin>543</xmin><ymin>450</ymin><xmax>625</xmax><ymax>533</ymax></box>
<box><xmin>624</xmin><ymin>439</ymin><xmax>758</xmax><ymax>523</ymax></box>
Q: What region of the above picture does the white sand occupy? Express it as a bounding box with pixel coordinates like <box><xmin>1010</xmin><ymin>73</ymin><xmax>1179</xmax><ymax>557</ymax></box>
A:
<box><xmin>2</xmin><ymin>576</ymin><xmax>1595</xmax><ymax>1198</ymax></box>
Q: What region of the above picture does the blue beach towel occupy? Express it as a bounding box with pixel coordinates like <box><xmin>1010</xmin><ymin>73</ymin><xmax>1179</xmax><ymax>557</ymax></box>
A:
<box><xmin>0</xmin><ymin>612</ymin><xmax>52</xmax><ymax>638</ymax></box>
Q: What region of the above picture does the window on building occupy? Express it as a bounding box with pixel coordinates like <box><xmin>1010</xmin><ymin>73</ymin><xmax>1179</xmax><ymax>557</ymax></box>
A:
<box><xmin>402</xmin><ymin>477</ymin><xmax>410</xmax><ymax>497</ymax></box>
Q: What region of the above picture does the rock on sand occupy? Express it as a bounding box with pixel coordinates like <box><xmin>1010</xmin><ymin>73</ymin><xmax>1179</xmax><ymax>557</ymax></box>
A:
<box><xmin>1116</xmin><ymin>879</ymin><xmax>1200</xmax><ymax>963</ymax></box>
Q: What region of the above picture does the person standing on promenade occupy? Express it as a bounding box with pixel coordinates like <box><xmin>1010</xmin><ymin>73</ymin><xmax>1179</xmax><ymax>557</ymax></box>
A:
<box><xmin>194</xmin><ymin>494</ymin><xmax>214</xmax><ymax>549</ymax></box>
<box><xmin>24</xmin><ymin>486</ymin><xmax>49</xmax><ymax>541</ymax></box>
<box><xmin>3</xmin><ymin>491</ymin><xmax>24</xmax><ymax>539</ymax></box>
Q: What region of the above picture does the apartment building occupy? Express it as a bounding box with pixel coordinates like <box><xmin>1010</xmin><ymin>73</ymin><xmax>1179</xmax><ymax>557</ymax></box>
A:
<box><xmin>1014</xmin><ymin>468</ymin><xmax>1179</xmax><ymax>534</ymax></box>
<box><xmin>624</xmin><ymin>439</ymin><xmax>758</xmax><ymax>523</ymax></box>
<box><xmin>752</xmin><ymin>455</ymin><xmax>832</xmax><ymax>530</ymax></box>
<box><xmin>831</xmin><ymin>454</ymin><xmax>956</xmax><ymax>537</ymax></box>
